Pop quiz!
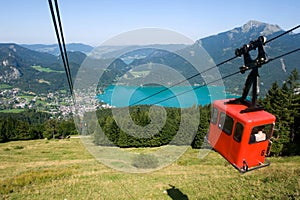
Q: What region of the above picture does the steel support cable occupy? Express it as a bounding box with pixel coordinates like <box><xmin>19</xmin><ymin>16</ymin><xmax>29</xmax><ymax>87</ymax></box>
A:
<box><xmin>267</xmin><ymin>48</ymin><xmax>300</xmax><ymax>63</ymax></box>
<box><xmin>53</xmin><ymin>0</ymin><xmax>73</xmax><ymax>92</ymax></box>
<box><xmin>130</xmin><ymin>25</ymin><xmax>300</xmax><ymax>106</ymax></box>
<box><xmin>48</xmin><ymin>0</ymin><xmax>73</xmax><ymax>96</ymax></box>
<box><xmin>152</xmin><ymin>48</ymin><xmax>300</xmax><ymax>106</ymax></box>
<box><xmin>265</xmin><ymin>25</ymin><xmax>300</xmax><ymax>44</ymax></box>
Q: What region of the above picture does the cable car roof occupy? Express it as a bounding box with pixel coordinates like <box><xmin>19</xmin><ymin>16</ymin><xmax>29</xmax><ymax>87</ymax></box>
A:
<box><xmin>213</xmin><ymin>99</ymin><xmax>276</xmax><ymax>124</ymax></box>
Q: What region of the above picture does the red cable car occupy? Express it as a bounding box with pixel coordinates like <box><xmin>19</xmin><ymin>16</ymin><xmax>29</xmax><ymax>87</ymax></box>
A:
<box><xmin>208</xmin><ymin>36</ymin><xmax>276</xmax><ymax>173</ymax></box>
<box><xmin>208</xmin><ymin>99</ymin><xmax>275</xmax><ymax>172</ymax></box>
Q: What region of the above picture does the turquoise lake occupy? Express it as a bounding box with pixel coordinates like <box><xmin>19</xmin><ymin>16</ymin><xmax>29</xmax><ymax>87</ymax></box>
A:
<box><xmin>97</xmin><ymin>85</ymin><xmax>238</xmax><ymax>108</ymax></box>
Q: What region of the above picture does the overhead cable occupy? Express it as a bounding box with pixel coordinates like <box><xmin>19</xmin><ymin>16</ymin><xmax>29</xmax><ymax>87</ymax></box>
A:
<box><xmin>48</xmin><ymin>0</ymin><xmax>74</xmax><ymax>97</ymax></box>
<box><xmin>265</xmin><ymin>25</ymin><xmax>300</xmax><ymax>44</ymax></box>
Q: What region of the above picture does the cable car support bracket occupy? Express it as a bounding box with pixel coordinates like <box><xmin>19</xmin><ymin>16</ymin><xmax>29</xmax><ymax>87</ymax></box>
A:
<box><xmin>226</xmin><ymin>36</ymin><xmax>269</xmax><ymax>113</ymax></box>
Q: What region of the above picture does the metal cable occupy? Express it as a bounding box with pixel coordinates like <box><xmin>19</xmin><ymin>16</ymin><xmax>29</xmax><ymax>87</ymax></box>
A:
<box><xmin>48</xmin><ymin>0</ymin><xmax>74</xmax><ymax>97</ymax></box>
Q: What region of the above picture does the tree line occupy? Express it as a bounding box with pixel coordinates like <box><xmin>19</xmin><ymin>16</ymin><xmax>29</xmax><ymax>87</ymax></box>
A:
<box><xmin>0</xmin><ymin>110</ymin><xmax>76</xmax><ymax>142</ymax></box>
<box><xmin>86</xmin><ymin>105</ymin><xmax>210</xmax><ymax>148</ymax></box>
<box><xmin>260</xmin><ymin>69</ymin><xmax>300</xmax><ymax>156</ymax></box>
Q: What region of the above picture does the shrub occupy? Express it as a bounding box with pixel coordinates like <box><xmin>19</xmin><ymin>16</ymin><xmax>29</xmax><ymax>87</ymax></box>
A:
<box><xmin>132</xmin><ymin>153</ymin><xmax>159</xmax><ymax>169</ymax></box>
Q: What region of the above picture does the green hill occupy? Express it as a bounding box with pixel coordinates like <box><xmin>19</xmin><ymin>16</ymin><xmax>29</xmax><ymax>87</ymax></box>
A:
<box><xmin>0</xmin><ymin>138</ymin><xmax>299</xmax><ymax>199</ymax></box>
<box><xmin>0</xmin><ymin>43</ymin><xmax>86</xmax><ymax>93</ymax></box>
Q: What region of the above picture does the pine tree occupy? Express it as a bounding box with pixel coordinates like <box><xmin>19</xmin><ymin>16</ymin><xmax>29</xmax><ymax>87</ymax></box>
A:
<box><xmin>43</xmin><ymin>119</ymin><xmax>58</xmax><ymax>139</ymax></box>
<box><xmin>0</xmin><ymin>120</ymin><xmax>8</xmax><ymax>142</ymax></box>
<box><xmin>286</xmin><ymin>69</ymin><xmax>300</xmax><ymax>93</ymax></box>
<box><xmin>15</xmin><ymin>121</ymin><xmax>30</xmax><ymax>140</ymax></box>
<box><xmin>192</xmin><ymin>105</ymin><xmax>209</xmax><ymax>149</ymax></box>
<box><xmin>103</xmin><ymin>116</ymin><xmax>120</xmax><ymax>145</ymax></box>
<box><xmin>262</xmin><ymin>69</ymin><xmax>300</xmax><ymax>155</ymax></box>
<box><xmin>285</xmin><ymin>69</ymin><xmax>300</xmax><ymax>155</ymax></box>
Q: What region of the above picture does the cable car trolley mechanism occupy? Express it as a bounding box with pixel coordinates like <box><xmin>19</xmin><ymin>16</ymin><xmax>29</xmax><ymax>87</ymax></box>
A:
<box><xmin>207</xmin><ymin>36</ymin><xmax>276</xmax><ymax>173</ymax></box>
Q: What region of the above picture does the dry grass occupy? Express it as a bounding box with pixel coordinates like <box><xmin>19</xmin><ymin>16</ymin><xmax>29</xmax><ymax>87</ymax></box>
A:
<box><xmin>0</xmin><ymin>139</ymin><xmax>299</xmax><ymax>199</ymax></box>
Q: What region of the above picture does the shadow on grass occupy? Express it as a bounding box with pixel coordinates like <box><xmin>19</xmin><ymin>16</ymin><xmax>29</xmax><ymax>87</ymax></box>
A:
<box><xmin>167</xmin><ymin>184</ymin><xmax>189</xmax><ymax>200</ymax></box>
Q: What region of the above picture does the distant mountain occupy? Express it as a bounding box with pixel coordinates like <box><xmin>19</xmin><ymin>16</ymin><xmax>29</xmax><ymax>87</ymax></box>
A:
<box><xmin>197</xmin><ymin>20</ymin><xmax>300</xmax><ymax>95</ymax></box>
<box><xmin>198</xmin><ymin>20</ymin><xmax>286</xmax><ymax>63</ymax></box>
<box><xmin>0</xmin><ymin>43</ymin><xmax>86</xmax><ymax>93</ymax></box>
<box><xmin>88</xmin><ymin>44</ymin><xmax>189</xmax><ymax>60</ymax></box>
<box><xmin>22</xmin><ymin>43</ymin><xmax>93</xmax><ymax>55</ymax></box>
<box><xmin>98</xmin><ymin>48</ymin><xmax>205</xmax><ymax>88</ymax></box>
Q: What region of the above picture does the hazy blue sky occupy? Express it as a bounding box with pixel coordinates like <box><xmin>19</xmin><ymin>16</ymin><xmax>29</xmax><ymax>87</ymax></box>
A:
<box><xmin>1</xmin><ymin>0</ymin><xmax>299</xmax><ymax>45</ymax></box>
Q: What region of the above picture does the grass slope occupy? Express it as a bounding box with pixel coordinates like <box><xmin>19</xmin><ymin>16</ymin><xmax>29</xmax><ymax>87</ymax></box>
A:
<box><xmin>0</xmin><ymin>109</ymin><xmax>25</xmax><ymax>113</ymax></box>
<box><xmin>0</xmin><ymin>84</ymin><xmax>13</xmax><ymax>89</ymax></box>
<box><xmin>0</xmin><ymin>139</ymin><xmax>299</xmax><ymax>199</ymax></box>
<box><xmin>31</xmin><ymin>65</ymin><xmax>64</xmax><ymax>73</ymax></box>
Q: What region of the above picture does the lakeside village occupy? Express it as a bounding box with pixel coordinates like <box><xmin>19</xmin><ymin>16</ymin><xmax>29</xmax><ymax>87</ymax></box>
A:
<box><xmin>0</xmin><ymin>86</ymin><xmax>115</xmax><ymax>118</ymax></box>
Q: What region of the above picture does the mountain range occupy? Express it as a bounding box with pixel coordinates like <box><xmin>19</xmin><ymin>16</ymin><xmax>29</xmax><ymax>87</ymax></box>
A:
<box><xmin>21</xmin><ymin>43</ymin><xmax>93</xmax><ymax>56</ymax></box>
<box><xmin>0</xmin><ymin>20</ymin><xmax>299</xmax><ymax>95</ymax></box>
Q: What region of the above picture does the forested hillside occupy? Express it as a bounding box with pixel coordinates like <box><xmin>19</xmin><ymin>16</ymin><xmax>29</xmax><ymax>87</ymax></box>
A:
<box><xmin>0</xmin><ymin>43</ymin><xmax>86</xmax><ymax>93</ymax></box>
<box><xmin>260</xmin><ymin>69</ymin><xmax>300</xmax><ymax>155</ymax></box>
<box><xmin>0</xmin><ymin>110</ymin><xmax>76</xmax><ymax>142</ymax></box>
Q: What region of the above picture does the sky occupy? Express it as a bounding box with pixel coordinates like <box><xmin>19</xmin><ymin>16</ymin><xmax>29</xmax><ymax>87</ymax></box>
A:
<box><xmin>1</xmin><ymin>0</ymin><xmax>300</xmax><ymax>46</ymax></box>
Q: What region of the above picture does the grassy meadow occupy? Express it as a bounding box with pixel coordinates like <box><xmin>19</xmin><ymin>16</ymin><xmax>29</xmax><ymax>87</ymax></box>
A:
<box><xmin>0</xmin><ymin>138</ymin><xmax>299</xmax><ymax>199</ymax></box>
<box><xmin>0</xmin><ymin>109</ymin><xmax>25</xmax><ymax>114</ymax></box>
<box><xmin>31</xmin><ymin>65</ymin><xmax>64</xmax><ymax>73</ymax></box>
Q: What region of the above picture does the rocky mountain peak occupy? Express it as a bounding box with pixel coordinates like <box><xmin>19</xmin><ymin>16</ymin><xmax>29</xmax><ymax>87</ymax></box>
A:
<box><xmin>242</xmin><ymin>20</ymin><xmax>282</xmax><ymax>35</ymax></box>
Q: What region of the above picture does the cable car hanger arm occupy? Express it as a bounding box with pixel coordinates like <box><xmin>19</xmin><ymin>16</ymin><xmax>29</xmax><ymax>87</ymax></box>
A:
<box><xmin>227</xmin><ymin>36</ymin><xmax>268</xmax><ymax>112</ymax></box>
<box><xmin>227</xmin><ymin>34</ymin><xmax>300</xmax><ymax>113</ymax></box>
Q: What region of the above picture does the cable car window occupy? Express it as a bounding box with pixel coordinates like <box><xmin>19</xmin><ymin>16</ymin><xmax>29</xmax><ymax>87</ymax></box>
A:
<box><xmin>218</xmin><ymin>112</ymin><xmax>233</xmax><ymax>135</ymax></box>
<box><xmin>211</xmin><ymin>107</ymin><xmax>218</xmax><ymax>124</ymax></box>
<box><xmin>234</xmin><ymin>122</ymin><xmax>244</xmax><ymax>142</ymax></box>
<box><xmin>249</xmin><ymin>124</ymin><xmax>274</xmax><ymax>144</ymax></box>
